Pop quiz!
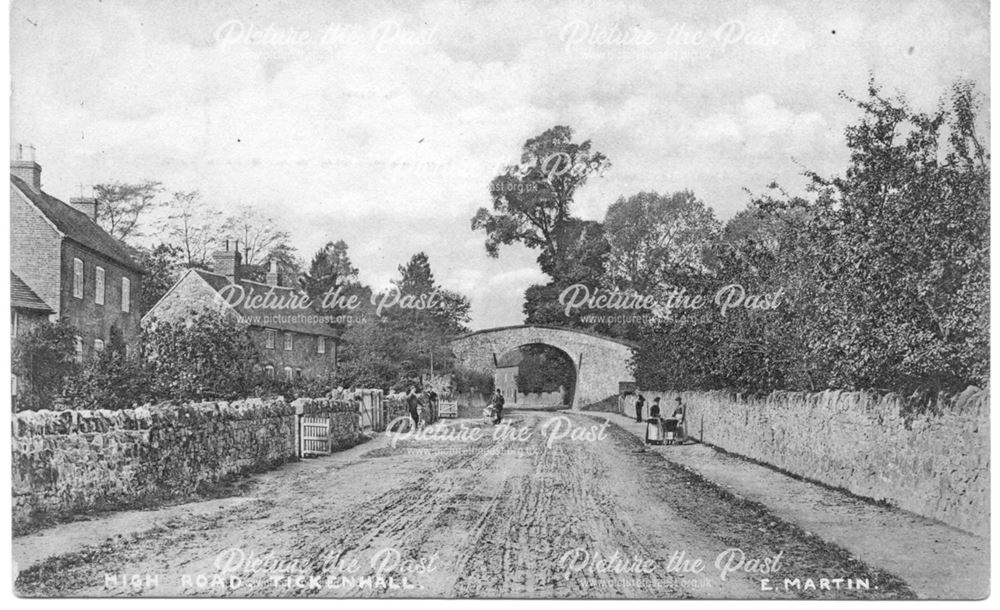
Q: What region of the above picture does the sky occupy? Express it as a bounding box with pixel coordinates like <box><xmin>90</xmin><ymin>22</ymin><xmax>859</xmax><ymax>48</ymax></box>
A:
<box><xmin>10</xmin><ymin>0</ymin><xmax>990</xmax><ymax>329</ymax></box>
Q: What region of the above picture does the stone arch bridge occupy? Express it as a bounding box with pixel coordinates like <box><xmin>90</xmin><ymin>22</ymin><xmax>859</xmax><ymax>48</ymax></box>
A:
<box><xmin>450</xmin><ymin>325</ymin><xmax>637</xmax><ymax>409</ymax></box>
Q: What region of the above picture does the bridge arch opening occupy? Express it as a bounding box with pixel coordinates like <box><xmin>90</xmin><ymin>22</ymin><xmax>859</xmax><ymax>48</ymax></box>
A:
<box><xmin>451</xmin><ymin>325</ymin><xmax>636</xmax><ymax>409</ymax></box>
<box><xmin>494</xmin><ymin>343</ymin><xmax>577</xmax><ymax>410</ymax></box>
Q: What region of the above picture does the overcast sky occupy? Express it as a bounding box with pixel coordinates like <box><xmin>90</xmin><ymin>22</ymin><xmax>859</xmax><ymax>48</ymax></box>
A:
<box><xmin>10</xmin><ymin>0</ymin><xmax>990</xmax><ymax>329</ymax></box>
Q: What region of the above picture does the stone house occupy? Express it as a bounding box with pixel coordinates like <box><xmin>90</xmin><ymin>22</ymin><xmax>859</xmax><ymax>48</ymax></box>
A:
<box><xmin>494</xmin><ymin>350</ymin><xmax>520</xmax><ymax>405</ymax></box>
<box><xmin>10</xmin><ymin>147</ymin><xmax>144</xmax><ymax>360</ymax></box>
<box><xmin>144</xmin><ymin>244</ymin><xmax>341</xmax><ymax>382</ymax></box>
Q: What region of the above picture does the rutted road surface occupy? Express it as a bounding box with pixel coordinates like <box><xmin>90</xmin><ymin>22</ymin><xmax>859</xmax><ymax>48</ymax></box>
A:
<box><xmin>16</xmin><ymin>411</ymin><xmax>914</xmax><ymax>599</ymax></box>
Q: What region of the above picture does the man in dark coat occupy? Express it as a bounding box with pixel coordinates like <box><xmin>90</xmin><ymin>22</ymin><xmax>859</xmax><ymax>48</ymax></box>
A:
<box><xmin>635</xmin><ymin>394</ymin><xmax>646</xmax><ymax>423</ymax></box>
<box><xmin>407</xmin><ymin>387</ymin><xmax>420</xmax><ymax>430</ymax></box>
<box><xmin>492</xmin><ymin>388</ymin><xmax>506</xmax><ymax>424</ymax></box>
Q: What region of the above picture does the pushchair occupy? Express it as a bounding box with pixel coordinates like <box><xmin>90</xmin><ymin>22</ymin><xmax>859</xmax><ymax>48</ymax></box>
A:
<box><xmin>662</xmin><ymin>418</ymin><xmax>683</xmax><ymax>445</ymax></box>
<box><xmin>483</xmin><ymin>404</ymin><xmax>497</xmax><ymax>425</ymax></box>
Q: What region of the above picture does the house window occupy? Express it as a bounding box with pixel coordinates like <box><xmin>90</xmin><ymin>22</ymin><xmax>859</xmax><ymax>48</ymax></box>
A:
<box><xmin>317</xmin><ymin>337</ymin><xmax>325</xmax><ymax>354</ymax></box>
<box><xmin>95</xmin><ymin>267</ymin><xmax>105</xmax><ymax>305</ymax></box>
<box><xmin>74</xmin><ymin>336</ymin><xmax>83</xmax><ymax>362</ymax></box>
<box><xmin>265</xmin><ymin>329</ymin><xmax>276</xmax><ymax>349</ymax></box>
<box><xmin>72</xmin><ymin>258</ymin><xmax>84</xmax><ymax>298</ymax></box>
<box><xmin>284</xmin><ymin>332</ymin><xmax>293</xmax><ymax>351</ymax></box>
<box><xmin>295</xmin><ymin>368</ymin><xmax>302</xmax><ymax>379</ymax></box>
<box><xmin>284</xmin><ymin>366</ymin><xmax>293</xmax><ymax>381</ymax></box>
<box><xmin>94</xmin><ymin>339</ymin><xmax>105</xmax><ymax>352</ymax></box>
<box><xmin>264</xmin><ymin>365</ymin><xmax>275</xmax><ymax>379</ymax></box>
<box><xmin>121</xmin><ymin>277</ymin><xmax>131</xmax><ymax>313</ymax></box>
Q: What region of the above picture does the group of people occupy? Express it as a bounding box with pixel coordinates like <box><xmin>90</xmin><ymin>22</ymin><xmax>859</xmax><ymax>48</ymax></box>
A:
<box><xmin>405</xmin><ymin>387</ymin><xmax>439</xmax><ymax>430</ymax></box>
<box><xmin>633</xmin><ymin>394</ymin><xmax>686</xmax><ymax>441</ymax></box>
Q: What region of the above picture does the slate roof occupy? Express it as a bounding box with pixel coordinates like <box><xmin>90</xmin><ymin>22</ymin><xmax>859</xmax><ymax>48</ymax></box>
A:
<box><xmin>11</xmin><ymin>272</ymin><xmax>54</xmax><ymax>313</ymax></box>
<box><xmin>192</xmin><ymin>269</ymin><xmax>342</xmax><ymax>339</ymax></box>
<box><xmin>11</xmin><ymin>175</ymin><xmax>143</xmax><ymax>273</ymax></box>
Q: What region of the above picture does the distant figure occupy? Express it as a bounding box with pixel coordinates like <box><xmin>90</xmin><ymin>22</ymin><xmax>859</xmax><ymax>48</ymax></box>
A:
<box><xmin>634</xmin><ymin>394</ymin><xmax>646</xmax><ymax>423</ymax></box>
<box><xmin>672</xmin><ymin>396</ymin><xmax>685</xmax><ymax>420</ymax></box>
<box><xmin>492</xmin><ymin>388</ymin><xmax>506</xmax><ymax>424</ymax></box>
<box><xmin>407</xmin><ymin>387</ymin><xmax>420</xmax><ymax>430</ymax></box>
<box><xmin>672</xmin><ymin>396</ymin><xmax>685</xmax><ymax>441</ymax></box>
<box><xmin>650</xmin><ymin>397</ymin><xmax>661</xmax><ymax>419</ymax></box>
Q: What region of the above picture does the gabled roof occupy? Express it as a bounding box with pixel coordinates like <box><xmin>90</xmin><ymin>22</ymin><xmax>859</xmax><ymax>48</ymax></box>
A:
<box><xmin>11</xmin><ymin>175</ymin><xmax>144</xmax><ymax>273</ymax></box>
<box><xmin>11</xmin><ymin>272</ymin><xmax>54</xmax><ymax>313</ymax></box>
<box><xmin>191</xmin><ymin>269</ymin><xmax>342</xmax><ymax>339</ymax></box>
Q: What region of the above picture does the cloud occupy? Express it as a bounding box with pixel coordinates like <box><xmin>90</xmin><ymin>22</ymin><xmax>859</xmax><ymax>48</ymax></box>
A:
<box><xmin>9</xmin><ymin>0</ymin><xmax>988</xmax><ymax>328</ymax></box>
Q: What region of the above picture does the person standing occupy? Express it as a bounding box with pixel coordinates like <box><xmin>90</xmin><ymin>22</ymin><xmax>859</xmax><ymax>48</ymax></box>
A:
<box><xmin>634</xmin><ymin>394</ymin><xmax>646</xmax><ymax>423</ymax></box>
<box><xmin>672</xmin><ymin>396</ymin><xmax>686</xmax><ymax>441</ymax></box>
<box><xmin>650</xmin><ymin>397</ymin><xmax>661</xmax><ymax>419</ymax></box>
<box><xmin>492</xmin><ymin>388</ymin><xmax>506</xmax><ymax>424</ymax></box>
<box><xmin>407</xmin><ymin>387</ymin><xmax>420</xmax><ymax>430</ymax></box>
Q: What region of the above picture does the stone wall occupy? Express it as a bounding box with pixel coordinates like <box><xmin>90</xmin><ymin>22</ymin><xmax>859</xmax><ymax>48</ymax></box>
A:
<box><xmin>640</xmin><ymin>387</ymin><xmax>989</xmax><ymax>536</ymax></box>
<box><xmin>13</xmin><ymin>396</ymin><xmax>362</xmax><ymax>533</ymax></box>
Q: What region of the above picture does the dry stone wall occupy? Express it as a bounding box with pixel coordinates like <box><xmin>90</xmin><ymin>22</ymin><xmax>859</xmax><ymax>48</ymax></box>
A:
<box><xmin>13</xmin><ymin>396</ymin><xmax>362</xmax><ymax>532</ymax></box>
<box><xmin>639</xmin><ymin>387</ymin><xmax>989</xmax><ymax>536</ymax></box>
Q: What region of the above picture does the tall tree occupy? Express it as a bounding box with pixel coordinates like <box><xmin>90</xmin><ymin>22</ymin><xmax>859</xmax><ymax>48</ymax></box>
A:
<box><xmin>221</xmin><ymin>206</ymin><xmax>301</xmax><ymax>283</ymax></box>
<box><xmin>130</xmin><ymin>242</ymin><xmax>185</xmax><ymax>316</ymax></box>
<box><xmin>603</xmin><ymin>190</ymin><xmax>721</xmax><ymax>293</ymax></box>
<box><xmin>163</xmin><ymin>190</ymin><xmax>217</xmax><ymax>268</ymax></box>
<box><xmin>471</xmin><ymin>125</ymin><xmax>610</xmax><ymax>271</ymax></box>
<box><xmin>94</xmin><ymin>180</ymin><xmax>163</xmax><ymax>242</ymax></box>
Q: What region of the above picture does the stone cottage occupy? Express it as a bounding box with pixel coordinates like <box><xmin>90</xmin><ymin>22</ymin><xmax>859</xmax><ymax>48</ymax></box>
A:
<box><xmin>10</xmin><ymin>146</ymin><xmax>144</xmax><ymax>360</ymax></box>
<box><xmin>144</xmin><ymin>243</ymin><xmax>341</xmax><ymax>382</ymax></box>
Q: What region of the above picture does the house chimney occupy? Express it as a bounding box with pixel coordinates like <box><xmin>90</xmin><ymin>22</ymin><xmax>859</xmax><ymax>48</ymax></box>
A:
<box><xmin>11</xmin><ymin>144</ymin><xmax>41</xmax><ymax>191</ymax></box>
<box><xmin>266</xmin><ymin>259</ymin><xmax>279</xmax><ymax>286</ymax></box>
<box><xmin>212</xmin><ymin>239</ymin><xmax>242</xmax><ymax>281</ymax></box>
<box><xmin>70</xmin><ymin>196</ymin><xmax>98</xmax><ymax>220</ymax></box>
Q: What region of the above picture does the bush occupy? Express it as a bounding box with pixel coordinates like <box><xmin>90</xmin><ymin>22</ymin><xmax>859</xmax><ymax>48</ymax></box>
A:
<box><xmin>12</xmin><ymin>320</ymin><xmax>79</xmax><ymax>412</ymax></box>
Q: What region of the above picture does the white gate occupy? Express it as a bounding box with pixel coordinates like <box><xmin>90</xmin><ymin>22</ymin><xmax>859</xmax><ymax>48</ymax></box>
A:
<box><xmin>300</xmin><ymin>416</ymin><xmax>331</xmax><ymax>457</ymax></box>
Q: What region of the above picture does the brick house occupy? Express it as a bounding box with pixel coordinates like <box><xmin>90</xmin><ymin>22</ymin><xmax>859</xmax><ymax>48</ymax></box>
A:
<box><xmin>144</xmin><ymin>244</ymin><xmax>341</xmax><ymax>382</ymax></box>
<box><xmin>10</xmin><ymin>149</ymin><xmax>144</xmax><ymax>360</ymax></box>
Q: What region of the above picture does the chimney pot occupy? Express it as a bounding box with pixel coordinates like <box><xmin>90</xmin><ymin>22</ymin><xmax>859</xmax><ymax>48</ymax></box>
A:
<box><xmin>70</xmin><ymin>197</ymin><xmax>98</xmax><ymax>221</ymax></box>
<box><xmin>213</xmin><ymin>243</ymin><xmax>242</xmax><ymax>281</ymax></box>
<box><xmin>11</xmin><ymin>143</ymin><xmax>42</xmax><ymax>191</ymax></box>
<box><xmin>266</xmin><ymin>259</ymin><xmax>280</xmax><ymax>286</ymax></box>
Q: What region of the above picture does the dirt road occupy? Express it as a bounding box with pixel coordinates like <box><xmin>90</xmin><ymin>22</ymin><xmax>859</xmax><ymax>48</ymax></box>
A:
<box><xmin>15</xmin><ymin>411</ymin><xmax>914</xmax><ymax>599</ymax></box>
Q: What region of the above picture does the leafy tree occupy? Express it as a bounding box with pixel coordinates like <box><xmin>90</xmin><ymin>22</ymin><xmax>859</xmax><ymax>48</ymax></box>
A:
<box><xmin>94</xmin><ymin>180</ymin><xmax>163</xmax><ymax>242</ymax></box>
<box><xmin>302</xmin><ymin>240</ymin><xmax>364</xmax><ymax>304</ymax></box>
<box><xmin>796</xmin><ymin>79</ymin><xmax>989</xmax><ymax>394</ymax></box>
<box><xmin>471</xmin><ymin>125</ymin><xmax>610</xmax><ymax>271</ymax></box>
<box><xmin>130</xmin><ymin>242</ymin><xmax>185</xmax><ymax>315</ymax></box>
<box><xmin>633</xmin><ymin>79</ymin><xmax>989</xmax><ymax>398</ymax></box>
<box><xmin>603</xmin><ymin>190</ymin><xmax>721</xmax><ymax>293</ymax></box>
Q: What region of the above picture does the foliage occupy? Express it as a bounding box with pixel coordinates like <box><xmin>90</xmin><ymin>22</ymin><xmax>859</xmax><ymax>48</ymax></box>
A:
<box><xmin>471</xmin><ymin>125</ymin><xmax>610</xmax><ymax>271</ymax></box>
<box><xmin>12</xmin><ymin>320</ymin><xmax>80</xmax><ymax>411</ymax></box>
<box><xmin>130</xmin><ymin>242</ymin><xmax>185</xmax><ymax>315</ymax></box>
<box><xmin>603</xmin><ymin>190</ymin><xmax>721</xmax><ymax>292</ymax></box>
<box><xmin>632</xmin><ymin>79</ymin><xmax>989</xmax><ymax>396</ymax></box>
<box><xmin>515</xmin><ymin>345</ymin><xmax>575</xmax><ymax>397</ymax></box>
<box><xmin>451</xmin><ymin>366</ymin><xmax>495</xmax><ymax>395</ymax></box>
<box><xmin>163</xmin><ymin>190</ymin><xmax>218</xmax><ymax>267</ymax></box>
<box><xmin>141</xmin><ymin>311</ymin><xmax>261</xmax><ymax>401</ymax></box>
<box><xmin>94</xmin><ymin>180</ymin><xmax>164</xmax><ymax>242</ymax></box>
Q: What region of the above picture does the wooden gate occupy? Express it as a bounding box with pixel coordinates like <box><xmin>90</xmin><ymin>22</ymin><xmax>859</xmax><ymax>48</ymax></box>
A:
<box><xmin>300</xmin><ymin>416</ymin><xmax>331</xmax><ymax>457</ymax></box>
<box><xmin>357</xmin><ymin>389</ymin><xmax>385</xmax><ymax>432</ymax></box>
